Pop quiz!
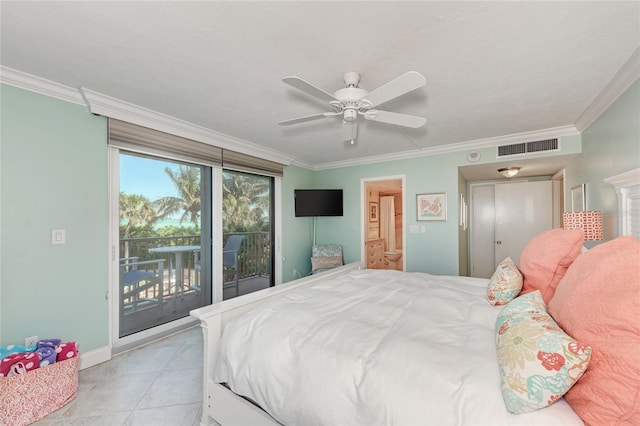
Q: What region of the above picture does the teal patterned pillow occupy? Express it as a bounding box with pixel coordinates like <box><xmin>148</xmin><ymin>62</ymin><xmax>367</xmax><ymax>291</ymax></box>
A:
<box><xmin>487</xmin><ymin>257</ymin><xmax>523</xmax><ymax>306</ymax></box>
<box><xmin>495</xmin><ymin>291</ymin><xmax>591</xmax><ymax>414</ymax></box>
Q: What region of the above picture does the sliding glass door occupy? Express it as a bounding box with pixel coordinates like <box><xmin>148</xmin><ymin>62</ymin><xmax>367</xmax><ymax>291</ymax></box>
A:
<box><xmin>118</xmin><ymin>151</ymin><xmax>212</xmax><ymax>338</ymax></box>
<box><xmin>222</xmin><ymin>170</ymin><xmax>274</xmax><ymax>300</ymax></box>
<box><xmin>109</xmin><ymin>118</ymin><xmax>283</xmax><ymax>347</ymax></box>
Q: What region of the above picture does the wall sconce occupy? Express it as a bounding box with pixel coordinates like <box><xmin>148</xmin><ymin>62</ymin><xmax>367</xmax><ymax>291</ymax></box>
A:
<box><xmin>563</xmin><ymin>211</ymin><xmax>603</xmax><ymax>240</ymax></box>
<box><xmin>497</xmin><ymin>167</ymin><xmax>521</xmax><ymax>178</ymax></box>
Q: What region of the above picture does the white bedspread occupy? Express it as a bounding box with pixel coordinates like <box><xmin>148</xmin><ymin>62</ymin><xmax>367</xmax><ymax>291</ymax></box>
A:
<box><xmin>214</xmin><ymin>269</ymin><xmax>583</xmax><ymax>426</ymax></box>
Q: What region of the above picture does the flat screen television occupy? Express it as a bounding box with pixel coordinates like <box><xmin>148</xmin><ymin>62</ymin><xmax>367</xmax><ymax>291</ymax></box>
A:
<box><xmin>294</xmin><ymin>189</ymin><xmax>343</xmax><ymax>217</ymax></box>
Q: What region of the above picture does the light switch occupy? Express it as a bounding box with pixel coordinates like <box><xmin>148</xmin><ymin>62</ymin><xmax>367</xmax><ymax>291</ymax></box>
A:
<box><xmin>51</xmin><ymin>229</ymin><xmax>66</xmax><ymax>245</ymax></box>
<box><xmin>410</xmin><ymin>225</ymin><xmax>419</xmax><ymax>233</ymax></box>
<box><xmin>420</xmin><ymin>225</ymin><xmax>426</xmax><ymax>233</ymax></box>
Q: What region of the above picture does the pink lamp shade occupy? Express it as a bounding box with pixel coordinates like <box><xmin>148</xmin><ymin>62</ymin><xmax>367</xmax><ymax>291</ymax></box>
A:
<box><xmin>563</xmin><ymin>211</ymin><xmax>603</xmax><ymax>241</ymax></box>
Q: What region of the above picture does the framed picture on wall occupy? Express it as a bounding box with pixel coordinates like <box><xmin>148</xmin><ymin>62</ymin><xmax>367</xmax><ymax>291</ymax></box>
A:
<box><xmin>369</xmin><ymin>202</ymin><xmax>379</xmax><ymax>222</ymax></box>
<box><xmin>417</xmin><ymin>192</ymin><xmax>447</xmax><ymax>221</ymax></box>
<box><xmin>571</xmin><ymin>184</ymin><xmax>586</xmax><ymax>212</ymax></box>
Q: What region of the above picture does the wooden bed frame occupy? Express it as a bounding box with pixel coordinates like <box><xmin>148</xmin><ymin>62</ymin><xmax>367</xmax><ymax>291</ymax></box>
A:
<box><xmin>190</xmin><ymin>262</ymin><xmax>363</xmax><ymax>426</ymax></box>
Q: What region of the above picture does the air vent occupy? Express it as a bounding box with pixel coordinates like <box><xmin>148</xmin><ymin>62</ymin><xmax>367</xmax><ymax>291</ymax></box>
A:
<box><xmin>497</xmin><ymin>143</ymin><xmax>526</xmax><ymax>157</ymax></box>
<box><xmin>497</xmin><ymin>138</ymin><xmax>559</xmax><ymax>157</ymax></box>
<box><xmin>527</xmin><ymin>138</ymin><xmax>558</xmax><ymax>153</ymax></box>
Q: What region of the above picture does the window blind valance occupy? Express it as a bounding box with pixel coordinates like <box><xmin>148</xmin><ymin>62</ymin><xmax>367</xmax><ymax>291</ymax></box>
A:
<box><xmin>109</xmin><ymin>119</ymin><xmax>222</xmax><ymax>166</ymax></box>
<box><xmin>222</xmin><ymin>150</ymin><xmax>283</xmax><ymax>176</ymax></box>
<box><xmin>108</xmin><ymin>119</ymin><xmax>283</xmax><ymax>176</ymax></box>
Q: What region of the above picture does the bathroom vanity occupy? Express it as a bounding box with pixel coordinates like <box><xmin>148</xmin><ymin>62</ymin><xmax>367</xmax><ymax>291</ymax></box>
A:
<box><xmin>366</xmin><ymin>238</ymin><xmax>385</xmax><ymax>269</ymax></box>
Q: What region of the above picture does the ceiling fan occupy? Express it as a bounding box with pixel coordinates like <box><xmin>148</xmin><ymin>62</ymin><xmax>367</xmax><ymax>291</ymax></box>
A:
<box><xmin>278</xmin><ymin>71</ymin><xmax>427</xmax><ymax>144</ymax></box>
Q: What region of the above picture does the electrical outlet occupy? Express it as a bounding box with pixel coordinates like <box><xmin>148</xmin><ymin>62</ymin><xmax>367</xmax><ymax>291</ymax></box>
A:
<box><xmin>293</xmin><ymin>269</ymin><xmax>301</xmax><ymax>279</ymax></box>
<box><xmin>25</xmin><ymin>335</ymin><xmax>38</xmax><ymax>347</ymax></box>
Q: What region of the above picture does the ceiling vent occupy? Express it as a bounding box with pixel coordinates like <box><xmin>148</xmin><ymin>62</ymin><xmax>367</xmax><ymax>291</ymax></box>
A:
<box><xmin>497</xmin><ymin>138</ymin><xmax>559</xmax><ymax>158</ymax></box>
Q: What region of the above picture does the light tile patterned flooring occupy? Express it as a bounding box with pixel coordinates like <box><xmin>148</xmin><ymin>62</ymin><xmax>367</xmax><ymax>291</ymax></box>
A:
<box><xmin>34</xmin><ymin>327</ymin><xmax>204</xmax><ymax>426</ymax></box>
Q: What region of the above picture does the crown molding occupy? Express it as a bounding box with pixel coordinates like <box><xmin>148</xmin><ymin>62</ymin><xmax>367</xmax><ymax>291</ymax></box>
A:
<box><xmin>313</xmin><ymin>125</ymin><xmax>579</xmax><ymax>171</ymax></box>
<box><xmin>574</xmin><ymin>48</ymin><xmax>640</xmax><ymax>132</ymax></box>
<box><xmin>0</xmin><ymin>66</ymin><xmax>84</xmax><ymax>105</ymax></box>
<box><xmin>289</xmin><ymin>158</ymin><xmax>315</xmax><ymax>170</ymax></box>
<box><xmin>7</xmin><ymin>64</ymin><xmax>629</xmax><ymax>172</ymax></box>
<box><xmin>1</xmin><ymin>66</ymin><xmax>294</xmax><ymax>165</ymax></box>
<box><xmin>604</xmin><ymin>168</ymin><xmax>640</xmax><ymax>189</ymax></box>
<box><xmin>80</xmin><ymin>88</ymin><xmax>295</xmax><ymax>166</ymax></box>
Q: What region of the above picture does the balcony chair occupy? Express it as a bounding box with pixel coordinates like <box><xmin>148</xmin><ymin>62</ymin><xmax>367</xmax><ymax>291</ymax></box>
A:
<box><xmin>223</xmin><ymin>235</ymin><xmax>246</xmax><ymax>295</ymax></box>
<box><xmin>311</xmin><ymin>244</ymin><xmax>343</xmax><ymax>274</ymax></box>
<box><xmin>119</xmin><ymin>257</ymin><xmax>166</xmax><ymax>326</ymax></box>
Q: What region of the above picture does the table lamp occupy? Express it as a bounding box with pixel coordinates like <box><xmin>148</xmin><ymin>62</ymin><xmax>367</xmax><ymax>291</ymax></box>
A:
<box><xmin>563</xmin><ymin>211</ymin><xmax>603</xmax><ymax>240</ymax></box>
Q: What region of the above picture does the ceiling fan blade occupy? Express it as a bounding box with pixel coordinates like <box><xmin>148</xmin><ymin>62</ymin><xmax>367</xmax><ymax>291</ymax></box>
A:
<box><xmin>363</xmin><ymin>110</ymin><xmax>426</xmax><ymax>128</ymax></box>
<box><xmin>342</xmin><ymin>119</ymin><xmax>358</xmax><ymax>142</ymax></box>
<box><xmin>278</xmin><ymin>112</ymin><xmax>336</xmax><ymax>126</ymax></box>
<box><xmin>360</xmin><ymin>71</ymin><xmax>426</xmax><ymax>108</ymax></box>
<box><xmin>283</xmin><ymin>76</ymin><xmax>338</xmax><ymax>103</ymax></box>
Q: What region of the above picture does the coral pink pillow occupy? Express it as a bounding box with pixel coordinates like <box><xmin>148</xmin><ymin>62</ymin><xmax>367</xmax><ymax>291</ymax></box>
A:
<box><xmin>519</xmin><ymin>228</ymin><xmax>584</xmax><ymax>304</ymax></box>
<box><xmin>548</xmin><ymin>236</ymin><xmax>640</xmax><ymax>425</ymax></box>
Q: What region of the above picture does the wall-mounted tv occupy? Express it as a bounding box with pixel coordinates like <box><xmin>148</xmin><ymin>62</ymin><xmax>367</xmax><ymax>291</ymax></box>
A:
<box><xmin>294</xmin><ymin>189</ymin><xmax>343</xmax><ymax>217</ymax></box>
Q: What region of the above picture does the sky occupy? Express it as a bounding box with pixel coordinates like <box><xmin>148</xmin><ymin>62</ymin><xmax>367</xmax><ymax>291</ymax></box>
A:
<box><xmin>120</xmin><ymin>153</ymin><xmax>180</xmax><ymax>201</ymax></box>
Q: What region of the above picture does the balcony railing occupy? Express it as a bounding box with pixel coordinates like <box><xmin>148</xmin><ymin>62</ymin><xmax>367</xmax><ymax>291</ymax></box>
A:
<box><xmin>119</xmin><ymin>232</ymin><xmax>271</xmax><ymax>302</ymax></box>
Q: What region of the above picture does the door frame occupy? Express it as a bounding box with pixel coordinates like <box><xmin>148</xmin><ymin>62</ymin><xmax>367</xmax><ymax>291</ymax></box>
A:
<box><xmin>552</xmin><ymin>169</ymin><xmax>565</xmax><ymax>229</ymax></box>
<box><xmin>360</xmin><ymin>175</ymin><xmax>406</xmax><ymax>271</ymax></box>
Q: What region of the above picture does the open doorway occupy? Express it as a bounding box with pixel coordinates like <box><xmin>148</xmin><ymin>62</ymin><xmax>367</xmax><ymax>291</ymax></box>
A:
<box><xmin>361</xmin><ymin>176</ymin><xmax>406</xmax><ymax>271</ymax></box>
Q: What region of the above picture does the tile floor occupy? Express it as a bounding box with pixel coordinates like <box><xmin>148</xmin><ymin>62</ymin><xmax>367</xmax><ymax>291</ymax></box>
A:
<box><xmin>34</xmin><ymin>327</ymin><xmax>205</xmax><ymax>426</ymax></box>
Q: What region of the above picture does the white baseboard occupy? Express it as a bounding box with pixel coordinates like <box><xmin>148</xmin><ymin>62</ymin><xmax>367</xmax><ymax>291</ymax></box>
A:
<box><xmin>79</xmin><ymin>345</ymin><xmax>111</xmax><ymax>370</ymax></box>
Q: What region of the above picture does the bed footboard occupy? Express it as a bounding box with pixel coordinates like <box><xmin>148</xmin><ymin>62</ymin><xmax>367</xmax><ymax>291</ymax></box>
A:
<box><xmin>190</xmin><ymin>262</ymin><xmax>362</xmax><ymax>426</ymax></box>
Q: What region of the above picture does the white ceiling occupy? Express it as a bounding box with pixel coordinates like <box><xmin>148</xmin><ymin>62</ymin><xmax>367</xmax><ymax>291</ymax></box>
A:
<box><xmin>1</xmin><ymin>1</ymin><xmax>638</xmax><ymax>175</ymax></box>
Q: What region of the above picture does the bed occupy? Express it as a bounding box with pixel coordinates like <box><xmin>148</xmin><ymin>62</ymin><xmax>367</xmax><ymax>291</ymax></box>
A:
<box><xmin>191</xmin><ymin>229</ymin><xmax>640</xmax><ymax>426</ymax></box>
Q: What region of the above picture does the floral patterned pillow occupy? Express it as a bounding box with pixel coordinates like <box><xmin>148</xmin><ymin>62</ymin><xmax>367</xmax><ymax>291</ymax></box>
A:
<box><xmin>487</xmin><ymin>257</ymin><xmax>523</xmax><ymax>306</ymax></box>
<box><xmin>495</xmin><ymin>291</ymin><xmax>591</xmax><ymax>414</ymax></box>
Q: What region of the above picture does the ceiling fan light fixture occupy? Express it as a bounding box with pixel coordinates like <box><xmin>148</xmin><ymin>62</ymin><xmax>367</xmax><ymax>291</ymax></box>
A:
<box><xmin>498</xmin><ymin>167</ymin><xmax>521</xmax><ymax>178</ymax></box>
<box><xmin>343</xmin><ymin>108</ymin><xmax>357</xmax><ymax>122</ymax></box>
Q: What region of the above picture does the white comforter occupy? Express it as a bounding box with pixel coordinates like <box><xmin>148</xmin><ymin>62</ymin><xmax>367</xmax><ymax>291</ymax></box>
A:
<box><xmin>214</xmin><ymin>269</ymin><xmax>583</xmax><ymax>426</ymax></box>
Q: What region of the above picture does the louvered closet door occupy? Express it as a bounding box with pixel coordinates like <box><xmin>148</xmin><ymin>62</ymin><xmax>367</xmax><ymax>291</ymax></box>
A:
<box><xmin>624</xmin><ymin>184</ymin><xmax>640</xmax><ymax>238</ymax></box>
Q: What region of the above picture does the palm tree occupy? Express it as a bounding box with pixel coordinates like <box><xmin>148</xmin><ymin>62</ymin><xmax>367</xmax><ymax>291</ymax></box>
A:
<box><xmin>155</xmin><ymin>165</ymin><xmax>202</xmax><ymax>230</ymax></box>
<box><xmin>120</xmin><ymin>193</ymin><xmax>156</xmax><ymax>238</ymax></box>
<box><xmin>223</xmin><ymin>172</ymin><xmax>270</xmax><ymax>232</ymax></box>
<box><xmin>119</xmin><ymin>192</ymin><xmax>157</xmax><ymax>258</ymax></box>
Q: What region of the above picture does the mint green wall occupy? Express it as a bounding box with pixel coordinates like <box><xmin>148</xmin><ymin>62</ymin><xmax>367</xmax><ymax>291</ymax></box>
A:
<box><xmin>281</xmin><ymin>165</ymin><xmax>315</xmax><ymax>280</ymax></box>
<box><xmin>565</xmin><ymin>79</ymin><xmax>640</xmax><ymax>243</ymax></box>
<box><xmin>313</xmin><ymin>152</ymin><xmax>468</xmax><ymax>275</ymax></box>
<box><xmin>0</xmin><ymin>85</ymin><xmax>109</xmax><ymax>351</ymax></box>
<box><xmin>310</xmin><ymin>136</ymin><xmax>583</xmax><ymax>276</ymax></box>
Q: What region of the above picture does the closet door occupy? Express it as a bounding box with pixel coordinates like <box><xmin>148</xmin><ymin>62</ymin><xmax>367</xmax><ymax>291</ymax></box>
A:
<box><xmin>494</xmin><ymin>181</ymin><xmax>552</xmax><ymax>266</ymax></box>
<box><xmin>470</xmin><ymin>181</ymin><xmax>553</xmax><ymax>278</ymax></box>
<box><xmin>470</xmin><ymin>184</ymin><xmax>496</xmax><ymax>278</ymax></box>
